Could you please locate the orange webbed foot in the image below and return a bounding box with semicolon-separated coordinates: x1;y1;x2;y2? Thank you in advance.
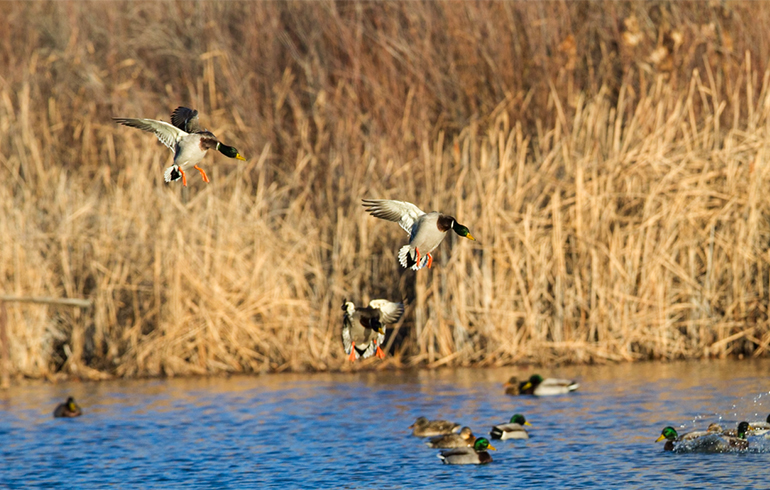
194;165;210;183
375;344;386;359
426;253;433;269
348;342;357;362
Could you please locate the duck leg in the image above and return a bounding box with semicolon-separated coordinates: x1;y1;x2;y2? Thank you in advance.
414;248;421;267
348;343;357;362
375;342;386;359
194;165;210;183
178;167;188;187
426;253;433;268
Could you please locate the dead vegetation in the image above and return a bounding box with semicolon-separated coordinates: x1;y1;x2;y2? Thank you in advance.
2;1;770;379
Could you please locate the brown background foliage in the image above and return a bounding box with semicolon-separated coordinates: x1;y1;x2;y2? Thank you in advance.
2;1;770;379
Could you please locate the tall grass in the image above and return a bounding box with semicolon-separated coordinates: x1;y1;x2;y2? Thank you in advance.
2;1;770;379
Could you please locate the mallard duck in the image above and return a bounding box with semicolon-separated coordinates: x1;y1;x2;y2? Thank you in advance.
410;416;461;437
722;422;751;451
656;422;749;453
518;374;579;396
53;396;82;418
490;414;531;440
341;299;404;362
503;376;522;395
438;437;495;465
425;426;476;448
361;199;475;270
113;106;245;186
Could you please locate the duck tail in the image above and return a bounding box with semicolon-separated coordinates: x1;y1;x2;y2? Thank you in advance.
164;165;182;183
398;245;428;270
490;427;503;439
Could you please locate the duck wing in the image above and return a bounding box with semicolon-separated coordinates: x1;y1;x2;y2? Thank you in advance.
367;300;405;325
362;199;426;235
113;117;186;152
171;107;202;133
341;315;354;355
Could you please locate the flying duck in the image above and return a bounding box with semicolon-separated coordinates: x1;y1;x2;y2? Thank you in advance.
362;199;475;270
113;106;245;186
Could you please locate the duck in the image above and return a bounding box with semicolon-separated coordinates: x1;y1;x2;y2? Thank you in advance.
113;106;245;186
53;396;82;418
438;437;495;465
410;417;461;437
361;199;475;270
503;376;522;395
656;422;749;453
425;426;476;448
490;413;531;440
341;299;404;362
721;422;751;451
518;374;579;396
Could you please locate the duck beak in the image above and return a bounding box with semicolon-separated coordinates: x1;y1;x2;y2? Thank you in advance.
655;434;666;443
465;233;476;241
236;154;246;161
524;421;532;426
521;382;532;391
487;444;497;451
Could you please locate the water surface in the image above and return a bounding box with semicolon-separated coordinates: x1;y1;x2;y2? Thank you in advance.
2;359;770;488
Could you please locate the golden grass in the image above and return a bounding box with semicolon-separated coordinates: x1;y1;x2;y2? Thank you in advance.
2;1;770;379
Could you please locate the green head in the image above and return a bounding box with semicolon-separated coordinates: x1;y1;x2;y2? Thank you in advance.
473;437;496;452
656;426;678;442
510;414;531;426
737;421;750;439
451;221;475;241
216;142;246;161
521;374;543;392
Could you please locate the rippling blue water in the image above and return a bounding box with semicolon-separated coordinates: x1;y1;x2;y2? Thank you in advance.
1;359;770;489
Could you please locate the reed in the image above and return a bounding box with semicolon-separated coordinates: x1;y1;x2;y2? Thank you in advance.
2;1;770;379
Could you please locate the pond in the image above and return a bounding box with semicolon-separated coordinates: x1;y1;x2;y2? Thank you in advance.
2;359;769;488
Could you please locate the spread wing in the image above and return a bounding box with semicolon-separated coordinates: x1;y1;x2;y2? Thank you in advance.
368;300;404;325
113;117;185;152
362;199;426;235
170;107;202;133
341;315;353;355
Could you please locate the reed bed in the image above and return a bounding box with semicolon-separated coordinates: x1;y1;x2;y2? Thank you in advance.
2;1;770;379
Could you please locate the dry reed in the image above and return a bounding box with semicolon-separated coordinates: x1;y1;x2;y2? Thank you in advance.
2;1;770;379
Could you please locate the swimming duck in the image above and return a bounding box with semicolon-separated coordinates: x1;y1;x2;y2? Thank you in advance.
425;426;476;448
656;422;749;453
53;396;82;418
410;417;461;437
722;422;751;451
438;437;495;465
341;299;404;362
490;414;531;440
503;376;522;395
361;199;475;270
113;106;245;186
518;374;579;396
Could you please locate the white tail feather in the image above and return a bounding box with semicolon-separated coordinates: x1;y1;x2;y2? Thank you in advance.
398;245;427;270
164;165;180;183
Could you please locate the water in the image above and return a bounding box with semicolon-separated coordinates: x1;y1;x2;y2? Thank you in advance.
1;359;770;489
